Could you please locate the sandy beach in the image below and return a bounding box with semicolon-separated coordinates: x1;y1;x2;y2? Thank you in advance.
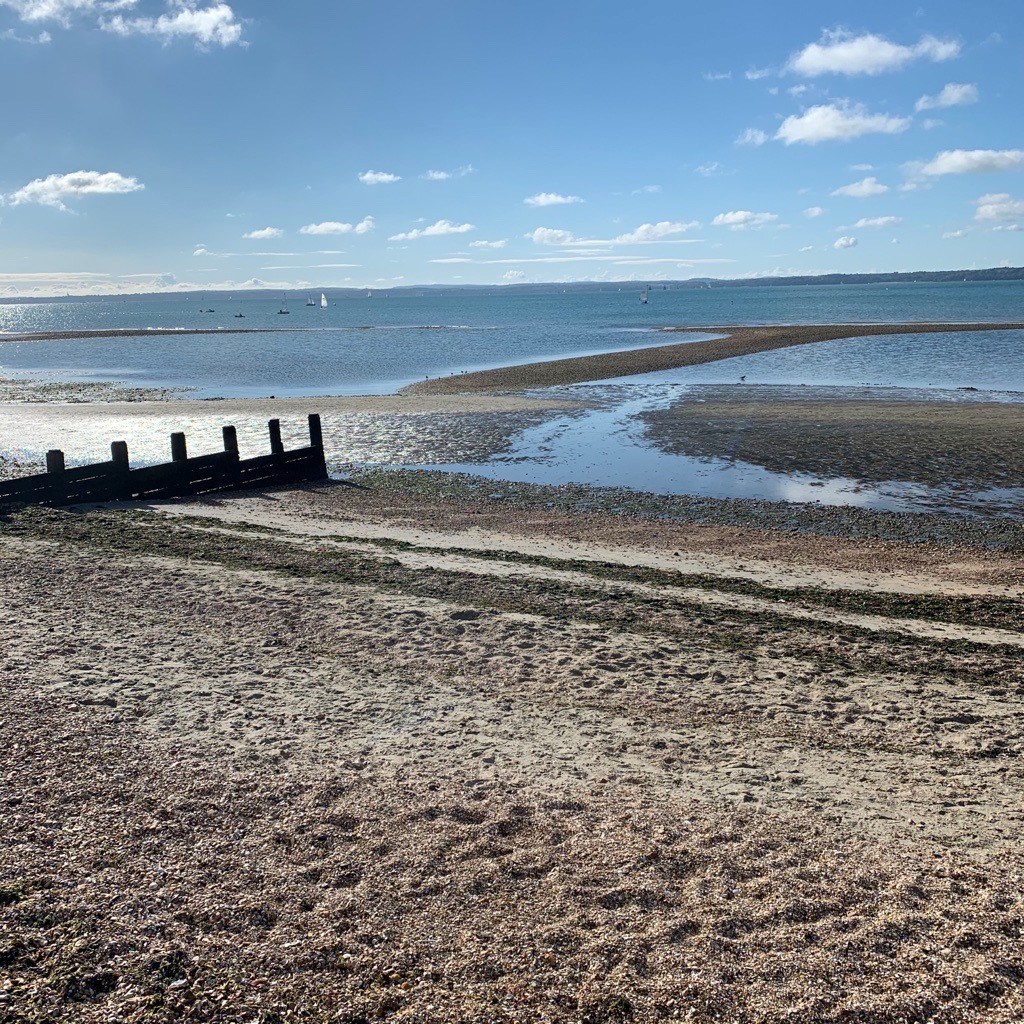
3;473;1024;1020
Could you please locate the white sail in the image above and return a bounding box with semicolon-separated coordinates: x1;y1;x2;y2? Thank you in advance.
321;292;328;308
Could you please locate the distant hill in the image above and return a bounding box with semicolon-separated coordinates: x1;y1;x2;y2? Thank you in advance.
4;266;1024;302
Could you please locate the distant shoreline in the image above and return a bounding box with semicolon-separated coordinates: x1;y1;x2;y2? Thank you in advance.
2;265;1024;302
0;327;327;343
403;321;1024;394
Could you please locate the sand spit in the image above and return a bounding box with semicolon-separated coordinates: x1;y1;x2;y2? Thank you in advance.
0;327;297;343
404;322;1024;394
3;476;1024;1019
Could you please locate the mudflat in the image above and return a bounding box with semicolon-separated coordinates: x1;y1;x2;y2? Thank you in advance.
640;386;1024;488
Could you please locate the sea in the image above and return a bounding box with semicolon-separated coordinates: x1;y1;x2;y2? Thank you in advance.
2;281;1023;513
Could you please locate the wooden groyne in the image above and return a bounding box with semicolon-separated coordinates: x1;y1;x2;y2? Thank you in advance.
0;414;328;508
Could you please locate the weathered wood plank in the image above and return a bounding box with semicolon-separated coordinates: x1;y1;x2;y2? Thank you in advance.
0;417;328;508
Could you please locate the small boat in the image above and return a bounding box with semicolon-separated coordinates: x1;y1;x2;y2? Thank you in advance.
366;289;373;298
640;285;649;304
278;293;290;315
306;294;315;307
320;292;328;309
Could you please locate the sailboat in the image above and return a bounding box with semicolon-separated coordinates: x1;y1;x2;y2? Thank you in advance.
320;292;328;309
639;285;650;304
306;294;315;307
278;292;290;315
235;299;244;318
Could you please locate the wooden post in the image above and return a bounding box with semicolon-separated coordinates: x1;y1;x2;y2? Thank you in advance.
170;432;188;463
45;449;67;505
222;423;241;489
110;441;131;500
307;413;323;449
307;414;328;480
268;418;284;455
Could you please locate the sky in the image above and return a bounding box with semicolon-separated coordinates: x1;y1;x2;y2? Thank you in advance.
0;0;1022;296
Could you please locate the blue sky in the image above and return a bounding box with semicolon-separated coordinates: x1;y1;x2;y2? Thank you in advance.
1;0;1022;295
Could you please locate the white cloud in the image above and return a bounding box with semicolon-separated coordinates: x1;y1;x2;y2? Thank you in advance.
0;0;135;26
359;170;401;185
745;66;772;80
470;239;507;249
942;229;968;238
915;82;978;112
798;244;815;251
632;184;662;194
503;269;526;281
525;222;701;247
523;192;583;207
854;215;901;227
921;118;944;130
735;127;768;146
6;169;143;210
433;255;734;267
973;193;1024;222
298;216;373;235
776;103;910;144
787;30;960;77
611;221;699;243
695;162;720;177
101;2;243;48
712;210;779;230
833;235;857;249
0;26;51;41
803;206;824;217
916;149;1024;176
993;223;1021;232
850;163;874;171
388;218;474;241
831;176;888;198
526;227;577;246
788;84;809;97
243;226;283;239
703;70;731;81
421;164;474;181
299;221;351;235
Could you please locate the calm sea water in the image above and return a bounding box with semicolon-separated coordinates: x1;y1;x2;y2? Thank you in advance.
1;281;1023;396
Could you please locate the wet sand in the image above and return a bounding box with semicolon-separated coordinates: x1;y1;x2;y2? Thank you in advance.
403;322;1024;394
0;393;586;482
641;386;1024;489
3;479;1024;1020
